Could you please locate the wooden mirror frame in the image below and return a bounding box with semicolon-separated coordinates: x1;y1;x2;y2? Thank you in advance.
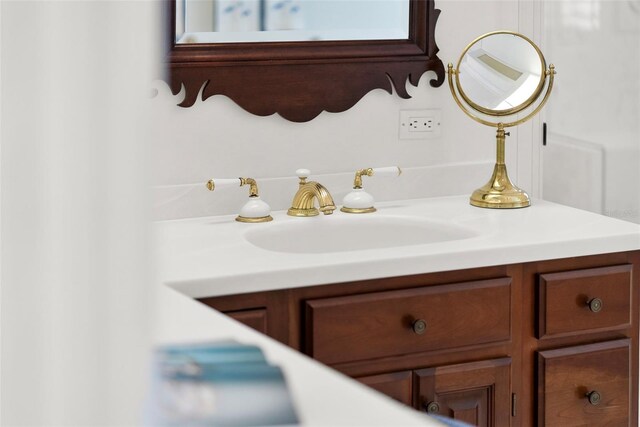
164;0;445;122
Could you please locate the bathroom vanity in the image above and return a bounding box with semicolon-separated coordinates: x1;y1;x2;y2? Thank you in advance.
157;196;640;426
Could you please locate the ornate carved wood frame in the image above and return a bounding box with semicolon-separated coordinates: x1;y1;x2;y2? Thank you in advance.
164;0;445;122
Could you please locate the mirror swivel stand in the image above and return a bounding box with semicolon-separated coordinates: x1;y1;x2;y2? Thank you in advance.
470;125;530;209
448;62;556;209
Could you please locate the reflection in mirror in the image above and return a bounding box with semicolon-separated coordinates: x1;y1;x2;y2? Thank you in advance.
176;0;410;43
457;33;544;113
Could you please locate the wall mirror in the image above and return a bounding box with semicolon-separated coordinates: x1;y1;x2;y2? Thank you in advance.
164;0;445;122
448;31;555;209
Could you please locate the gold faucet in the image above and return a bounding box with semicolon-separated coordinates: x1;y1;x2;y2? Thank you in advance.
287;169;336;217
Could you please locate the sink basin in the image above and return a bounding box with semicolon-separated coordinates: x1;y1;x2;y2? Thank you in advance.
244;215;478;254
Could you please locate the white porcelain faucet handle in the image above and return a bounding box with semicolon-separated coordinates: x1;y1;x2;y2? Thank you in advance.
206;178;241;191
372;166;402;177
296;168;311;179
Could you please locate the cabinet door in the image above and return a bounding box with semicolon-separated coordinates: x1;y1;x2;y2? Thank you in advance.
415;358;511;427
355;371;413;406
225;308;267;334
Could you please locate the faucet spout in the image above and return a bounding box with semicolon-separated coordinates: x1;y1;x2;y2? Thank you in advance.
288;181;336;217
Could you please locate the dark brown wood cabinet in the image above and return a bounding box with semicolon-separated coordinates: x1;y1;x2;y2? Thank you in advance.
415;358;512;426
199;250;640;426
305;278;512;364
355;370;414;406
537;265;632;340
224;308;268;334
537;340;630;426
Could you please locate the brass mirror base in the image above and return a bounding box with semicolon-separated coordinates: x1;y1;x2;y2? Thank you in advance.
470;164;530;209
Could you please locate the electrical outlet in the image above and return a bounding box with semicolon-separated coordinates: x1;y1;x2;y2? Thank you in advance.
409;117;434;132
399;109;441;140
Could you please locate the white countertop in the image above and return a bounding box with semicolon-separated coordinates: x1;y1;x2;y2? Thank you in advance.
154;196;639;425
156;195;640;299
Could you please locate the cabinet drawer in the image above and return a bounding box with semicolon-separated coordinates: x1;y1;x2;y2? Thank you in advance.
305;278;511;364
355;371;413;406
537;264;632;339
225;308;267;334
537;339;630;426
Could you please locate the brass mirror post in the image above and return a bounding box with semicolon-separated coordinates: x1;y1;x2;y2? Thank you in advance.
470;125;530;208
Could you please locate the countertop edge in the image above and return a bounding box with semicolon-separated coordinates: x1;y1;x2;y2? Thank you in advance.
154;285;443;426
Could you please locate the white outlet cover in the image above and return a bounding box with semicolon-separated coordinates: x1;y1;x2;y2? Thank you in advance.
399;109;442;140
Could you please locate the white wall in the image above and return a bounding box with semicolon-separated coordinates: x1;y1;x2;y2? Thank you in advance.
1;1;157;425
542;0;640;223
152;0;539;220
0;0;3;422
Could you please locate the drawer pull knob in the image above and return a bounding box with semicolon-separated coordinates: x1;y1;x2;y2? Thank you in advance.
412;319;427;335
586;390;602;405
587;298;603;313
424;401;440;413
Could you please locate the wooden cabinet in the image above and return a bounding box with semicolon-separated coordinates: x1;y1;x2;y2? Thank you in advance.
415;358;511;426
199;290;289;343
224;308;268;334
355;371;413;406
537;340;630;426
537;265;632;339
354;358;512;425
305;278;511;364
199;250;640;426
523;253;639;426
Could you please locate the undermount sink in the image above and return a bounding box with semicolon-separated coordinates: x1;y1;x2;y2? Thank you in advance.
243;215;478;254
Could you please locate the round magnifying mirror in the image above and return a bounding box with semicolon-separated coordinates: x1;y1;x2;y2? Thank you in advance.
456;31;546;116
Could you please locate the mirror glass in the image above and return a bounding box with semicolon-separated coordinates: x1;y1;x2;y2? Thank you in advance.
176;0;410;43
456;32;545;114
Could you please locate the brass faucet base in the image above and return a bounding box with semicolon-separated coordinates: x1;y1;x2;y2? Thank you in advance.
287;207;319;217
287;173;336;217
470;163;530;209
236;215;273;223
340;207;377;214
